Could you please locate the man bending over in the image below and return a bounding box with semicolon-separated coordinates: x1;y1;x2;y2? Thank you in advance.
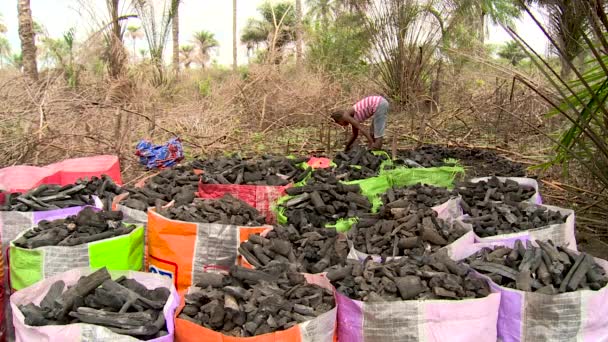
331;95;389;151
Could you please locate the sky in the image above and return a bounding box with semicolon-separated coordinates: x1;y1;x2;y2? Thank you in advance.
0;0;550;66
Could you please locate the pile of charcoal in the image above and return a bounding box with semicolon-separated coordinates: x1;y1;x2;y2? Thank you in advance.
1;183;98;211
75;175;126;210
156;194;266;225
281;183;371;230
19;267;170;340
395;145;526;177
464;240;608;294
454;177;536;204
382;184;454;209
461;201;568;237
178;263;335;337
333;146;389;180
328;255;490;301
121;165;199;212
195;155;309;186
349;209;468;258
239;225;348;273
13;208;136;248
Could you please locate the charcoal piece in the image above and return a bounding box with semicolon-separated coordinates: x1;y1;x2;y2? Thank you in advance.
395;276;425;300
20;303;51;326
40;281;65;311
195;273;225;288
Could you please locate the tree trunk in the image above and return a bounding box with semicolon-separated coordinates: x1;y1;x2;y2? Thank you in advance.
295;0;303;66
108;0;125;79
17;0;38;82
132;39;136;63
172;1;180;75
479;12;485;45
233;0;237;71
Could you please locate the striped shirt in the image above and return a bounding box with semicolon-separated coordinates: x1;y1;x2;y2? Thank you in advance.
353;96;383;122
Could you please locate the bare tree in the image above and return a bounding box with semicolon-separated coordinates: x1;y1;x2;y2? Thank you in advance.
172;0;180;75
233;0;238;71
17;0;38;81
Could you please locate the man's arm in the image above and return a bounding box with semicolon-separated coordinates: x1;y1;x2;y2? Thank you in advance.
343;114;374;145
345;126;359;151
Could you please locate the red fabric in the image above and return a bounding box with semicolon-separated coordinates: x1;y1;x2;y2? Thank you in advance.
197;182;290;224
0;155;121;193
307;157;332;169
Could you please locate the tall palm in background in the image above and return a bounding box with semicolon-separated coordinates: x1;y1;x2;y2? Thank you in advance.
0;37;10;68
172;0;181;74
233;0;237;70
0;13;9;68
450;0;522;45
0;13;7;34
193;30;219;68
179;44;194;69
17;0;38;81
295;0;303;65
526;0;588;78
241;1;296;63
306;0;338;29
126;25;143;62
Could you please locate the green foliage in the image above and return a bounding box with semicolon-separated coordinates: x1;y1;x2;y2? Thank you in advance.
197;77;212;97
497;40;527;66
511;1;608;189
306;12;369;76
41;28;80;88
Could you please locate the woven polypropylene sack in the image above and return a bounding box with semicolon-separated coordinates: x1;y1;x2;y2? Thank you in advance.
337;289;500;342
0;155;121;193
147;209;270;292
452;240;608;342
9;225;144;291
11;267;179;342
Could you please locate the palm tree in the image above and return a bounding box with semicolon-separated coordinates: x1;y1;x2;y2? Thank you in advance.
126;25;143;62
17;0;38;81
306;0;338;29
0;36;10;68
241;1;296;63
295;0;302;65
192;30;219;68
0;12;7;34
172;0;181;74
233;0;237;70
497;40;527;66
138;48;148;60
179;44;195;69
525;0;588;78
452;0;522;44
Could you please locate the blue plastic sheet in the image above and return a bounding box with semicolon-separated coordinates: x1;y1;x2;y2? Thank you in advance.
135;137;184;169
